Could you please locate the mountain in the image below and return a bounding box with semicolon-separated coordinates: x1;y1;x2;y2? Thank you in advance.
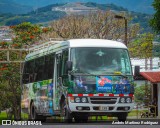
102;0;154;14
13;0;154;14
0;2;152;34
1;2;129;26
0;0;32;14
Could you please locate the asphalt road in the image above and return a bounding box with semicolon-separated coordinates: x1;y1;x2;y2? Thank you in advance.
1;119;159;128
1;124;160;128
1;114;158;128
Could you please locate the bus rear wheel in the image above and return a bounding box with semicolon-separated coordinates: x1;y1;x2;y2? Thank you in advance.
30;102;46;122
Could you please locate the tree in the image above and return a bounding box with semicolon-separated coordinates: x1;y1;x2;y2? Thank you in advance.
10;22;50;47
46;11;140;44
0;22;50;120
128;33;154;58
134;84;151;103
150;0;160;34
153;44;160;57
134;85;146;103
0;63;21;120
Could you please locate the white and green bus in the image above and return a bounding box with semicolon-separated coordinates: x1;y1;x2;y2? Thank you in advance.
21;39;134;122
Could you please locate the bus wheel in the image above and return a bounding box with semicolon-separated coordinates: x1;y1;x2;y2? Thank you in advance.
61;101;73;123
30;102;46;122
74;114;88;123
117;112;127;122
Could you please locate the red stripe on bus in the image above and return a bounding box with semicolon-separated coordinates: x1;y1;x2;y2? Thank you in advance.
88;94;94;97
99;94;104;96
68;94;72;97
78;94;83;97
109;94;114;97
129;94;133;97
119;94;124;97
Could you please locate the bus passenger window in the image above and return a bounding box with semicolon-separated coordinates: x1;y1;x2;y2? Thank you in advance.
45;54;54;79
35;57;45;81
62;50;68;75
56;54;62;78
28;60;35;82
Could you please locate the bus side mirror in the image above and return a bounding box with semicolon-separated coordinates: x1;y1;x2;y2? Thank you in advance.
66;61;72;71
134;65;140;76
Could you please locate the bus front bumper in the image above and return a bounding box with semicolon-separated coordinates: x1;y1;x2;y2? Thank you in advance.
68;101;134;113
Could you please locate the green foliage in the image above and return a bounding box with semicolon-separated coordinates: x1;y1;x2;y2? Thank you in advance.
134;85;146;103
131;12;153;33
0;81;11;111
0;112;8;124
153;44;160;57
150;0;160;34
5;11;66;26
0;22;50;120
10;22;50;46
0;63;21;120
128;33;154;58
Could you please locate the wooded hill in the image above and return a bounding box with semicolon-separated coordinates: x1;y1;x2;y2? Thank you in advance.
0;2;153;33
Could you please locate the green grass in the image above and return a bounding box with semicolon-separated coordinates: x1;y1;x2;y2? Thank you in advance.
0;112;8;125
0;112;28;125
128;110;140;116
128;109;149;117
21;113;28;120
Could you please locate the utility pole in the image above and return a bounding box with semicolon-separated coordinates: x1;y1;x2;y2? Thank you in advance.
114;15;128;46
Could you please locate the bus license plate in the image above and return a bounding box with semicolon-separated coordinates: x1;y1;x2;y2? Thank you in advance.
100;106;108;111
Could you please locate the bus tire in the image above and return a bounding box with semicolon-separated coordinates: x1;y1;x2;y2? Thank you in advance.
30;102;46;122
117;112;127;122
62;101;73;123
74;114;88;123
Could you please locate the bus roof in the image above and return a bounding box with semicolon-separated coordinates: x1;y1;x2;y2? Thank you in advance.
25;39;127;61
68;39;127;48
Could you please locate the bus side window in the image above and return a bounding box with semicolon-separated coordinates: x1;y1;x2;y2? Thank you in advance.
35;57;45;82
44;55;49;79
45;53;55;79
56;54;62;78
62;50;68;75
28;60;35;83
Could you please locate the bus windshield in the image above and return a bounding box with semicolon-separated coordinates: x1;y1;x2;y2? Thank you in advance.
71;48;132;75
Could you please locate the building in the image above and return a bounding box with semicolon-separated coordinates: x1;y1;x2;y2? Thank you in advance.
132;58;160;117
0;26;12;42
139;71;160;118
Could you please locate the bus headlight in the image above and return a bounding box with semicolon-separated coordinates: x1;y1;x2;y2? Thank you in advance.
75;97;80;103
120;98;125;103
81;97;87;103
126;97;131;103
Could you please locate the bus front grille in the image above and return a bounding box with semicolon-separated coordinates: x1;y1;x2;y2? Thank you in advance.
90;97;117;104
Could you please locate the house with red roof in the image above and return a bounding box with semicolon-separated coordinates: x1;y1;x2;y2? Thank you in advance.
135;70;160;118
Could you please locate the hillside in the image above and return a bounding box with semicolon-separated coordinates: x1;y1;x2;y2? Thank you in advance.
0;0;32;14
0;2;129;26
0;3;66;26
0;2;152;33
13;0;154;14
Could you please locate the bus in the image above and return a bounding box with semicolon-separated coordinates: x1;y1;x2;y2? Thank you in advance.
21;39;134;122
